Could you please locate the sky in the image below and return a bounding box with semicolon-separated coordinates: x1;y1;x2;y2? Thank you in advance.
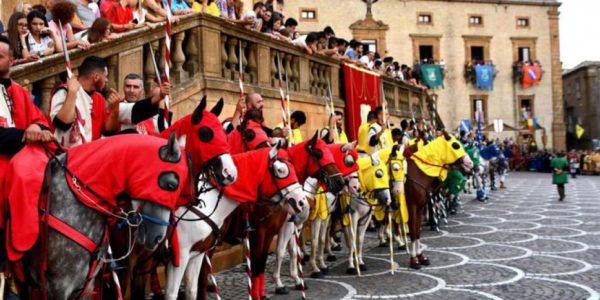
559;0;600;69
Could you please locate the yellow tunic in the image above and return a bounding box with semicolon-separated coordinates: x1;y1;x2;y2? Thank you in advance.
357;123;371;154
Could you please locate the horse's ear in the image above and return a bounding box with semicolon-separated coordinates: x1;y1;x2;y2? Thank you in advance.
342;141;357;153
177;134;187;148
191;96;207;125
210;98;224;117
443;130;451;141
309;130;319;147
160;132;182;163
391;144;400;158
269;144;279;160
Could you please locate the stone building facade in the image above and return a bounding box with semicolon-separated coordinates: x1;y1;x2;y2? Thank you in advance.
563;61;600;150
284;0;565;150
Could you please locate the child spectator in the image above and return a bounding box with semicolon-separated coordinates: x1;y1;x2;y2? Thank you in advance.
282;17;298;40
49;0;90;50
23;10;59;60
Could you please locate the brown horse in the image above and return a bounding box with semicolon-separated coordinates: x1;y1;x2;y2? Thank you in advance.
404;132;473;269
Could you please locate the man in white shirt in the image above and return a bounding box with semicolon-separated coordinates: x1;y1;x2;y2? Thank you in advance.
118;73;171;135
360;51;375;69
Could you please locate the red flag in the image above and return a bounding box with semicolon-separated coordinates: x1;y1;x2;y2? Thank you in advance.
343;64;381;141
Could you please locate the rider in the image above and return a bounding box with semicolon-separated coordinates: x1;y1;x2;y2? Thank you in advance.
0;36;54;156
49;56;122;147
117;73;172;135
275;110;306;145
228;92;289;139
321;110;349;144
551;151;569;201
357;110;376;157
366;106;393;154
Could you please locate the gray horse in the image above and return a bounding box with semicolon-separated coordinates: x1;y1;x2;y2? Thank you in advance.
21;133;187;299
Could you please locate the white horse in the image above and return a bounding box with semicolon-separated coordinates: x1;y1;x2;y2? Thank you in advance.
165;146;308;300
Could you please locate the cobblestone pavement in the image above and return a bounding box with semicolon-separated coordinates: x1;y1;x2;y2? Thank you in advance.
210;172;600;299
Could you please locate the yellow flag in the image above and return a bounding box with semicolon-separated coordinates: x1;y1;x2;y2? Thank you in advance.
576;124;585;139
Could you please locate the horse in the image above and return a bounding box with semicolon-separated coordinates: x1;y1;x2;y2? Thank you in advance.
404;132;474;269
110;96;238;299
165;144;308;300
273;142;360;291
2;134;190;299
340;146;398;275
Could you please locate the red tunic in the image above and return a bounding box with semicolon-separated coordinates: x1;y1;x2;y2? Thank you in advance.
100;0;134;33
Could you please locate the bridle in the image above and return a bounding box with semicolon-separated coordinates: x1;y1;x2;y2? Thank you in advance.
305;144;343;194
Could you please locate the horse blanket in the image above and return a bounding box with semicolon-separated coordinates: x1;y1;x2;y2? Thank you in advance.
411;136;466;181
227;120;270;155
4;135;191;261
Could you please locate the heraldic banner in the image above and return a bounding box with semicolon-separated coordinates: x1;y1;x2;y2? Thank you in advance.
420;64;444;89
475;65;494;90
343;64;381;141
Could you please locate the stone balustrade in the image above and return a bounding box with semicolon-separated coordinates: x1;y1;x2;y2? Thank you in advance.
11;13;429;136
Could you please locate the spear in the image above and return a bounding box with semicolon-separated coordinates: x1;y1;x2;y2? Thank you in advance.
283;58;293;145
147;44;170;130
58;20;88;144
238;40;245;124
160;0;173;124
275;52;292;146
326;79;339;143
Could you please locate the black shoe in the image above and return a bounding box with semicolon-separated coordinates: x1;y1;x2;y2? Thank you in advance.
327;255;337;262
275;286;289;295
331;244;342;251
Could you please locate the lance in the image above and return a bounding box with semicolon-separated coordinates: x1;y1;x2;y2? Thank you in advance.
326;79;339;143
293;224;306;300
58;20;88;144
283;57;293;145
275;52;292;146
146;44;171;130
160;0;173;125
107;245;124;300
204;253;222;300
243;212;253;300
238;40;245;124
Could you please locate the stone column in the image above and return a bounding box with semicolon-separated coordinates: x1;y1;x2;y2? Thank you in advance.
548;6;566;151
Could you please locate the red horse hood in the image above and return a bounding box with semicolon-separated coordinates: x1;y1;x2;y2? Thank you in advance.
228;120;271;155
328;144;359;177
66;135;191;211
223;148;298;203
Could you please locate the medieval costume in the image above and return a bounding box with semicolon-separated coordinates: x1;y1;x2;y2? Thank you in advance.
118;100;172;136
366;122;393;154
551;153;568;201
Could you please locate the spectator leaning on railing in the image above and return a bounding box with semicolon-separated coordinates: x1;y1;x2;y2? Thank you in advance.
48;0;90;50
6;12;32;64
85;18;120;43
23;10;58;60
100;0;146;33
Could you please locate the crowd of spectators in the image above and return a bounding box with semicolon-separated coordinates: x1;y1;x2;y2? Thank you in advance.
1;0;430;90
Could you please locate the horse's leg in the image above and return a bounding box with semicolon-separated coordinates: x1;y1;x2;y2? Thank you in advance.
165;249;190;300
287;235;302;288
343;212;357;274
357;212;371;268
274;221;293;294
317;217;330;271
183;252;204;300
309;219;322;277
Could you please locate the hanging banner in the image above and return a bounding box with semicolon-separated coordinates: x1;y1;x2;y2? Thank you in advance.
475;65;494;91
576;124;585;139
420;64;444;89
522;65;541;89
493;119;504;133
343;64;381;141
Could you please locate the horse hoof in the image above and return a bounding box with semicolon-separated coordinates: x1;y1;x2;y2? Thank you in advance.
275;286;289;295
378;241;389;248
151;294;165;300
321;267;330;275
409;257;421;270
327;255;337;262
310;271;323;278
302;255;311;264
346;268;358;275
206;284;216;293
367;226;376;232
296;283;308;290
417;254;431;266
359;264;368;271
332;244;342;251
398;245;407;251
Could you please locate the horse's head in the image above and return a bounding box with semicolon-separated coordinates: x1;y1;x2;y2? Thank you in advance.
264;145;308;215
296;132;345;194
357;150;392;206
163;97;237;186
131;201;171;251
327;142;360;195
441;131;474;172
389;144;405;198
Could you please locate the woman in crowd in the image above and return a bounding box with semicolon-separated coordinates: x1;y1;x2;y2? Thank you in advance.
86;18;120;43
23;10;58;60
14;0;33;15
48;0;90;51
